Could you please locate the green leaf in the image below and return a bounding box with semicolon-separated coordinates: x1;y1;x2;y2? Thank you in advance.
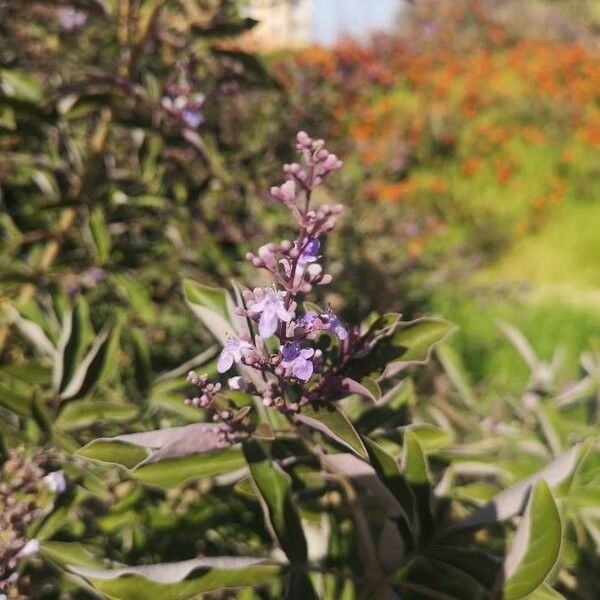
243;440;308;565
40;541;105;569
60;323;120;401
402;424;454;453
295;404;368;459
31;389;52;439
364;438;415;529
452;444;585;532
77;424;245;487
398;556;489;600
69;557;281;600
524;584;565;599
56;401;139;431
0;382;32;417
8;306;55;357
183;279;235;345
133;449;244;488
501;480;562;600
77;440;149;469
403;431;429;485
88;208;111;264
349;317;456;380
436;344;476;407
0;69;43;103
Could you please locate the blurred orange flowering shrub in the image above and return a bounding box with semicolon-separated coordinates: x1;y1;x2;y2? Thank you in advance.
273;0;600;293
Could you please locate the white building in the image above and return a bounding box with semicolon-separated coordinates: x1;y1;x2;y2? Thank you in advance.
243;0;312;50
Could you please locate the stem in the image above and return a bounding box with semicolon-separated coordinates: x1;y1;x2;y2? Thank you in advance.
296;428;387;599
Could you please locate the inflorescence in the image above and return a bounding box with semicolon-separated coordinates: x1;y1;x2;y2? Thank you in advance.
186;132;349;439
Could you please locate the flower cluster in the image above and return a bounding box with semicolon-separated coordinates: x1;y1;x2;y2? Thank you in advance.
161;59;205;130
0;447;67;598
187;132;352;434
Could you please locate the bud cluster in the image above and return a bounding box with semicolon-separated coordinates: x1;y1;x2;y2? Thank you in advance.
185;371;252;442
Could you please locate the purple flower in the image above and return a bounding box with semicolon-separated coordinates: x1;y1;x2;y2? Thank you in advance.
57;7;87;31
299;311;318;327
280;342;314;381
322;309;347;340
298;238;320;267
217;338;252;373
248;289;291;338
182;108;204;129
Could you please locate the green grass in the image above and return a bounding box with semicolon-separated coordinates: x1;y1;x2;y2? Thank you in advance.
481;201;600;291
431;287;600;393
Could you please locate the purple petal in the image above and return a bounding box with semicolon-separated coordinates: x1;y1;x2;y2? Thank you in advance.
335;325;348;340
217;350;234;373
300;348;315;359
259;310;278;338
293;359;313;381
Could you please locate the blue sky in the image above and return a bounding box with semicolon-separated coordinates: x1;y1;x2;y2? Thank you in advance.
311;0;403;45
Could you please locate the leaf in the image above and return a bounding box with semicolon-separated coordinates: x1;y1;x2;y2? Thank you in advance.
69;557;281;600
183;279;235;345
56;401;139;431
59;324;120;401
132;449;245;488
524;584;566;599
40;541;105;569
349;318;456;380
500;480;561;600
77;424;245;487
451;444;584;532
398;556;489;600
243;440;308;565
8;307;55;357
402;424;454;453
0;69;43;103
356;379;415;433
77;440;149;469
31;389;52;440
0;382;32;417
403;431;429;485
364;438;415;529
88;207;111;264
112;274;155;321
323;453;408;521
436;344;476;407
295;404;368;459
499;322;539;370
329;376;377;402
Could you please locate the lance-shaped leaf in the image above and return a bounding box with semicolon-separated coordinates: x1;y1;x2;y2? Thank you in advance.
55;401;139;431
450;444;584;532
77;424;245;487
53;299;93;394
8;306;55;358
498;480;561;600
40;541;105;569
183;279;235;345
364;438;415;533
348;317;456;380
401;424;454;454
295;404;368;460
436;344;476;407
59;323;120;401
69;556;281;600
243;440;308;565
402;430;435;541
